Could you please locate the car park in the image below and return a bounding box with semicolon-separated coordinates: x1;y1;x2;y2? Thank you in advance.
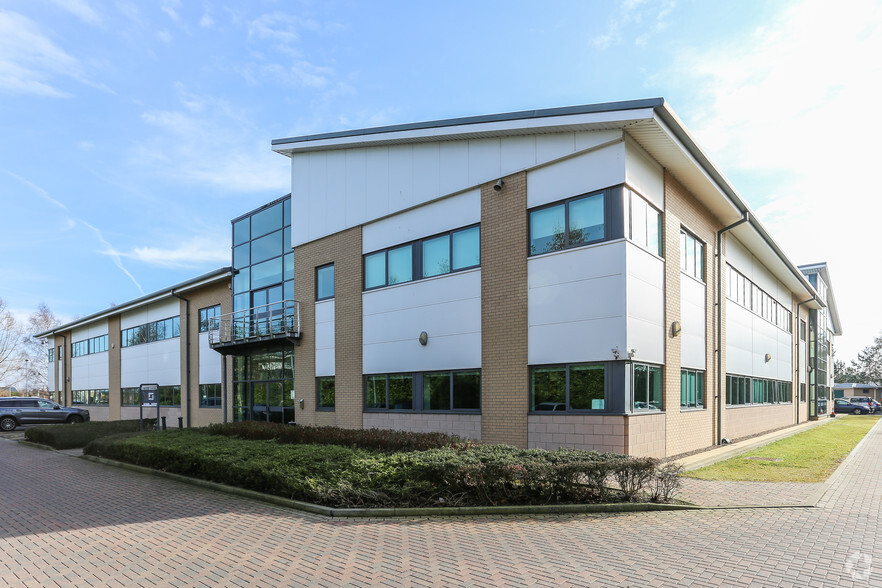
844;396;875;413
833;398;870;415
0;397;90;431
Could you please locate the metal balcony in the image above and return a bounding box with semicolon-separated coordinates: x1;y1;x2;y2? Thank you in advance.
208;300;301;355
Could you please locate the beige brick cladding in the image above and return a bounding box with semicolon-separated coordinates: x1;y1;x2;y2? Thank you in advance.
726;403;794;440
626;413;667;457
294;226;363;430
364;413;481;440
184;280;231;428
107;315;121;421
480;172;529;447
663;171;722;456
529;415;626;454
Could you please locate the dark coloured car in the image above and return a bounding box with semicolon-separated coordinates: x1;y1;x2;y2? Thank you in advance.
0;397;90;431
833;398;869;415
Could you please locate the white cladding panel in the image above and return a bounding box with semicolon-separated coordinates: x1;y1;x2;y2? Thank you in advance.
625;244;665;364
120;338;181;387
48;362;55;392
726;301;793;379
362;190;480;253
624;139;664;210
526;142;625;209
528;242;627;364
71;322;108;341
727;238;790;306
680;275;707;369
120;299;180;330
70;353;109;390
291;130;623;246
363;270;481;373
315;300;335;377
198;333;222;384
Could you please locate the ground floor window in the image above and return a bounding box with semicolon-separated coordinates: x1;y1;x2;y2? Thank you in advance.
800;383;806;403
530;363;605;412
365;370;481;412
199;383;222;407
680;369;704;409
121;387;139;406
317;376;335;410
232;349;295;423
633;364;662;411
727;374;792;405
72;389;109;405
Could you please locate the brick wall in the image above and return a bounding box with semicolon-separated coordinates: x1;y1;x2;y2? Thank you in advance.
184;280;231;428
480;172;529;447
294;226;363;430
364;413;481;439
107;315;121;420
529;414;627;454
626;413;667;457
663;171;722;456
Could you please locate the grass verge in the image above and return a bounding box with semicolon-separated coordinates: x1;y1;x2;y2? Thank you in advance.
684;415;880;482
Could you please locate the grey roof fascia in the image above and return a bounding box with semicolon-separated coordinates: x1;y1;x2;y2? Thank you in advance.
36;266;233;339
271;98;666;147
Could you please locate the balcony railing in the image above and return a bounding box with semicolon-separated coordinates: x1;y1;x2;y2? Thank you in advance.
208;300;301;348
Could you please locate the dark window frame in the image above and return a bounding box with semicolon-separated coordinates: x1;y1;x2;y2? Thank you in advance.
364;370;482;413
316;264;335;301
529;363;607;413
316;376;336;411
199;305;221;333
680;369;705;410
528;190;608;256
633;363;663;412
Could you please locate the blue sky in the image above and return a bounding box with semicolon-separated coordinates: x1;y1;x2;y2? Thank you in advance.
1;0;880;361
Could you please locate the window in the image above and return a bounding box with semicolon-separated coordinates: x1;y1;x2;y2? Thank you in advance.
725;265;793;333
158;385;181;406
800;383;806;403
317;377;335;410
71;335;108;358
365;371;481;411
530;364;605;412
58;345;63;360
529;191;605;255
121;387;140;406
72;389;109;405
726;374;792;405
121;316;181;347
199;305;221;332
199;384;222;407
628;190;662;256
800;320;807;341
680;230;704;281
634;364;662;411
363;224;480;290
48;348;54;363
316;264;335;300
680;370;704;409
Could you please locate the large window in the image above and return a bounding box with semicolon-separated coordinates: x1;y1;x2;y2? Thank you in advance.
531;364;605;412
121;316;181;347
529;191;605;255
680;229;705;281
680;369;704;409
726;374;792;405
726;265;793;333
317;376;335;410
364;225;480;290
72;389;109;405
121;387;140;406
200;384;221;407
627;189;662;256
633;364;662;411
365;370;481;411
71;334;108;358
316;264;335;300
199;305;221;332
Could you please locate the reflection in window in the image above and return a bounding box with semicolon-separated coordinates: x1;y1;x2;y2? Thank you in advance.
388;245;412;284
680;370;704;409
634;364;662;411
317;377;335;410
531;364;605;412
316;264;334;300
529;192;605;255
422;234;450;278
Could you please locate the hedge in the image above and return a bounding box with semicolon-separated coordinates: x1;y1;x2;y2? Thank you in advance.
23;419;156;450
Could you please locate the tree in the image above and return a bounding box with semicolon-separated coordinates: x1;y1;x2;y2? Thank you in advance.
23;302;61;395
840;333;882;384
0;298;24;390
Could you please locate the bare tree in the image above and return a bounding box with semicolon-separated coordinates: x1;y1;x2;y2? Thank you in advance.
24;302;61;396
0;298;24;390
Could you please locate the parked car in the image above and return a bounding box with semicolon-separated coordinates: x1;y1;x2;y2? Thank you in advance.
833;398;870;415
869;399;882;413
0;397;90;431
845;396;875;414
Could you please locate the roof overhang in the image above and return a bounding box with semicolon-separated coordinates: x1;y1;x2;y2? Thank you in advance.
37;267;233;339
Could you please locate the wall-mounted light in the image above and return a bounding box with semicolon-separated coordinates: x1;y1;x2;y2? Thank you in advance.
419;331;428;346
611;346;620;360
671;321;681;337
628;348;637;359
765;353;772;363
493;179;505;192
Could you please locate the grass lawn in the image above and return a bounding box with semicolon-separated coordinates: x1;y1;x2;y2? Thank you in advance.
684;415;880;483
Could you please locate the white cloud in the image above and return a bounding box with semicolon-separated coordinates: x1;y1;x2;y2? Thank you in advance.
593;0;673;49
199;14;214;28
125;235;230;268
48;0;102;25
0;10;80;97
664;0;882;360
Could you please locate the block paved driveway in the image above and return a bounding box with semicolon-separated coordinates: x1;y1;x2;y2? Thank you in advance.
1;422;880;588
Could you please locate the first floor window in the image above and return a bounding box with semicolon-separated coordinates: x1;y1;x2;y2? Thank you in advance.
316;264;335;300
634;364;662;411
317;376;335;410
531;363;605;412
200;384;222;407
529;191;605;255
199;305;221;332
680;369;704;409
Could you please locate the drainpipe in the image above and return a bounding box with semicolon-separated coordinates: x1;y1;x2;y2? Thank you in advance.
171;291;191;428
716;212;750;445
60;333;67;405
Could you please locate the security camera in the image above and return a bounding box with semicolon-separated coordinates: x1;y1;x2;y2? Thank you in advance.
493;179;504;192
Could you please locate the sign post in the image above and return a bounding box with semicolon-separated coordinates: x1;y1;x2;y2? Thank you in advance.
139;383;160;431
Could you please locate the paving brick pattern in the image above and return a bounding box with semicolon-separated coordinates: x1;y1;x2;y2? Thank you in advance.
1;421;881;587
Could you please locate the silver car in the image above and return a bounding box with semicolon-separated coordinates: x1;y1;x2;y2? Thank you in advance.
0;397;90;431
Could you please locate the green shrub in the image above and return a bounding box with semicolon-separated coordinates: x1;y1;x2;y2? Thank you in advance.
84;431;682;508
23;419;156;450
207;421;476;452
